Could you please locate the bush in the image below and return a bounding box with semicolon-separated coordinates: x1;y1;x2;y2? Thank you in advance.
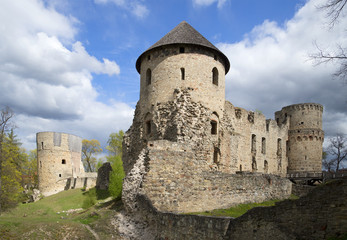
108;155;125;199
82;188;97;209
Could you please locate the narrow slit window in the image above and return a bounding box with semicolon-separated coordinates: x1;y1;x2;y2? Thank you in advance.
213;148;219;164
212;67;218;86
62;159;66;164
261;137;266;154
251;134;256;153
146;69;151;85
181;68;185;80
41;142;44;149
211;120;217;135
59;174;61;177
146;121;151;135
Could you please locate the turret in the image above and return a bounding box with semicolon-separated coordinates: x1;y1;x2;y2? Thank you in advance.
37;132;84;196
135;21;230;119
275;103;324;173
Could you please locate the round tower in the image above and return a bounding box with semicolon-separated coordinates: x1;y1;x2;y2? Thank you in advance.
276;103;324;173
135;21;230;119
37;132;84;196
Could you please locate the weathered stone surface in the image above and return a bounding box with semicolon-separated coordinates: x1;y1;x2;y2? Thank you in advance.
96;162;113;190
37;132;97;196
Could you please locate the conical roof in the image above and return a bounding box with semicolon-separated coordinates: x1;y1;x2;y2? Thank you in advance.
136;21;230;73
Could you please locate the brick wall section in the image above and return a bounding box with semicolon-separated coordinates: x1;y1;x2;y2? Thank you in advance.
134;179;347;240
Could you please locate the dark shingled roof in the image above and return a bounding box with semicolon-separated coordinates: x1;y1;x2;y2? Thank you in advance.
136;21;230;73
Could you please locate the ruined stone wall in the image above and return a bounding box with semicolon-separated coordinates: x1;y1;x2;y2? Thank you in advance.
275;103;324;173
138;45;226;118
130;179;347;240
224;102;289;176
37;132;96;196
140;140;292;213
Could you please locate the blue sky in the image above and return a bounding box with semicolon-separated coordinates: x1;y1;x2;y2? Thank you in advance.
0;0;346;153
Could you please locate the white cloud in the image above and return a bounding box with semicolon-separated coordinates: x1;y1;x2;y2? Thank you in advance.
218;0;347;139
192;0;227;8
94;0;149;18
0;0;131;150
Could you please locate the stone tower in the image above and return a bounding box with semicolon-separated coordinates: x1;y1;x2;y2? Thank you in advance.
135;21;230;119
37;132;85;196
275;103;324;173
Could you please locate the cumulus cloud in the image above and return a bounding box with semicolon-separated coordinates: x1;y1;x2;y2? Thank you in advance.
0;0;131;150
94;0;149;18
192;0;227;8
218;0;347;139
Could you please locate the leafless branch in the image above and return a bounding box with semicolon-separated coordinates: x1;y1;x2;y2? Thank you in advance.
318;0;347;27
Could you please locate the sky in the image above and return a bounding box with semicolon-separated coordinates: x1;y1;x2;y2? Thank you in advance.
0;0;346;153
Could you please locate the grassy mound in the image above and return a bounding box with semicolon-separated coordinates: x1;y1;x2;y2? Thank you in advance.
0;188;123;239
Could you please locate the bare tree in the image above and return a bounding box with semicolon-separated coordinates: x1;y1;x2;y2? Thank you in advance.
311;0;347;82
0;106;14;214
327;133;347;172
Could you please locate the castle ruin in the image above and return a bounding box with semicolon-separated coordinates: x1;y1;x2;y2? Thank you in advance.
37;132;97;196
122;21;324;214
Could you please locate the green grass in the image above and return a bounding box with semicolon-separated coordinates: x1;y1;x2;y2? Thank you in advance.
188;195;299;218
0;188;122;239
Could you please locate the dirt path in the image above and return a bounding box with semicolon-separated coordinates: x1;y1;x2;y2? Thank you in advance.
85;225;100;240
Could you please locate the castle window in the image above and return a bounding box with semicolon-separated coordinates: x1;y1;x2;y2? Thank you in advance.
214;54;217;60
305;155;307;160
211;120;217;135
146;120;151;135
181;68;185;80
251;134;256;153
41;142;44;150
59;174;61;177
301;122;304;125
252;157;257;172
297;136;302;141
261;137;266;154
277;138;282;156
264;160;268;173
309;136;313;141
212;67;218;86
266;121;269;131
146;69;151;85
276;118;279;124
179;47;185;53
213;148;220;164
62;159;66;164
239;164;242;172
147;55;151;60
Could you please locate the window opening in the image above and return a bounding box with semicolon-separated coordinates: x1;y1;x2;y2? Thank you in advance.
239;164;243;172
214;54;217;60
59;174;61;177
146;121;151;135
62;159;66;164
266;121;270;131
277;138;282;156
41;142;44;149
251;134;256;153
264;160;268;173
181;68;185;80
212;67;218;86
211;120;217;135
146;69;151;85
252;157;257;172
261;137;266;154
213;148;220;164
179;47;185;53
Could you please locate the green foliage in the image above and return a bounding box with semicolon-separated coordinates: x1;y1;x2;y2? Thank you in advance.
108;155;125;199
106;130;124;156
82;139;102;172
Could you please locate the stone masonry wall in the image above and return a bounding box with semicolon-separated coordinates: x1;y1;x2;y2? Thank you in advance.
130;179;347;240
141;140;292;213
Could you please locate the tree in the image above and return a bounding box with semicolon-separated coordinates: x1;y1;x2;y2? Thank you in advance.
0;106;14;214
106;130;124;157
107;130;125;199
21;149;38;188
327;133;347;172
82;139;102;172
311;0;347;81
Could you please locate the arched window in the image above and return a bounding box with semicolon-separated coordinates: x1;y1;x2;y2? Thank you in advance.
146;69;151;85
181;68;185;80
212;67;218;86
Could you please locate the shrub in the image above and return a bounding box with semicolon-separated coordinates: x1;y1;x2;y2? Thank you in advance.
108;155;125;199
82;188;97;209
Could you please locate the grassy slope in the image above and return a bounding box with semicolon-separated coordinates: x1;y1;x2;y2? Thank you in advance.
0;188;123;240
